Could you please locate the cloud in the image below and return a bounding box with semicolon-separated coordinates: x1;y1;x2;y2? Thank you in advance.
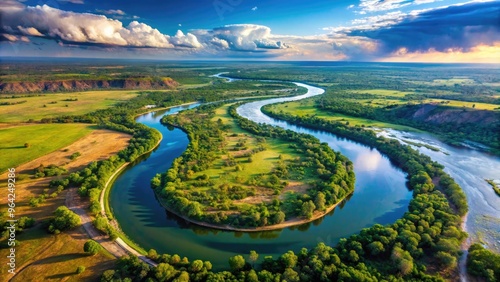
192;24;289;52
96;9;126;16
348;1;500;53
17;26;43;36
1;33;29;42
58;0;84;4
347;4;355;9
0;5;289;57
251;6;258;11
359;0;412;12
358;0;442;12
0;4;201;48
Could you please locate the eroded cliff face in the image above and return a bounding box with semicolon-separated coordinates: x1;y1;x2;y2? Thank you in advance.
395;104;499;126
0;77;178;93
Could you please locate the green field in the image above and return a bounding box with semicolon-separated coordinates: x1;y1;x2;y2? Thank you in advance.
270;99;420;131
0;90;139;122
348;89;413;97
427;99;499;110
199;104;313;193
343;89;499;110
0;124;95;172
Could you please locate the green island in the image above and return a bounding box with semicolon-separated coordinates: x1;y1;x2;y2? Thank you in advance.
485;179;500;196
155;102;355;230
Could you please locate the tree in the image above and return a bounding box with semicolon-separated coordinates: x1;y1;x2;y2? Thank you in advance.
273;211;286;224
282;268;300;282
155;263;178;281
367;241;385;256
173;271;190;282
247;269;259;282
191;260;204;272
83;239;102;255
24;143;30;148
314;192;326;211
148;249;158;260
48;206;81;233
249;250;259;267
436;251;457;269
228;255;246;271
280;250;298;268
301;200;316;219
76;266;85;274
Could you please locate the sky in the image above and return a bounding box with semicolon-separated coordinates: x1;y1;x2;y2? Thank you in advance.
0;0;499;62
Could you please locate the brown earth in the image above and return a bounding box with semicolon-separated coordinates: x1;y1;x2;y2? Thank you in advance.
0;129;131;281
403;104;499;125
0;77;178;94
4;129;131;178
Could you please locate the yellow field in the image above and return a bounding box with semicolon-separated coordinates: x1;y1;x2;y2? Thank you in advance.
0;90;139;122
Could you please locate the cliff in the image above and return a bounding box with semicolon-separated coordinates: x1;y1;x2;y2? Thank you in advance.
0;77;178;93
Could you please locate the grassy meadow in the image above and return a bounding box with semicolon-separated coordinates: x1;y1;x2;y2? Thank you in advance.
202;105;314;197
0;124;95;172
0;90;139;122
270;99;419;131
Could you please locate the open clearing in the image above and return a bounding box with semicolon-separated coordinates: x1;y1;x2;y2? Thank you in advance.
0;124;96;173
0;129;130;281
348;89;413;97
201;104;314;205
0;90;139;122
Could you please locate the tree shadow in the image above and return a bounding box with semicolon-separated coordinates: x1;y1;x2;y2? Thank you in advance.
0;145;25;149
33;253;87;265
45;272;77;279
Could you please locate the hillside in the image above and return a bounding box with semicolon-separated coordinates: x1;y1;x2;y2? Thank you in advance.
0;77;178;93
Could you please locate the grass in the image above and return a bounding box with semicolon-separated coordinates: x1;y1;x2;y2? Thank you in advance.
0;225;115;282
0;90;139;122
201;104;313;190
348;89;413;97
270;99;420;131
0;170;114;281
0;124;95;172
425;99;499;110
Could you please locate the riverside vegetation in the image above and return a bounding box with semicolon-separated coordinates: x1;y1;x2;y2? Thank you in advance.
2;62;497;281
155;102;355;229
101;97;472;281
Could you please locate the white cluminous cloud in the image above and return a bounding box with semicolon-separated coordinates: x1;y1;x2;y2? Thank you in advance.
0;4;288;53
357;0;442;12
191;24;289;51
251;6;258;11
0;4;202;48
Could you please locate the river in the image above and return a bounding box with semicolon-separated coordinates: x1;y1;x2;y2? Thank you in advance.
109;77;498;271
109;81;411;269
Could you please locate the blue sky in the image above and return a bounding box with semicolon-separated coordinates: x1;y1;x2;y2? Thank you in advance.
0;0;499;62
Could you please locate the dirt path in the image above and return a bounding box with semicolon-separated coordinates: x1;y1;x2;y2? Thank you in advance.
66;187;157;266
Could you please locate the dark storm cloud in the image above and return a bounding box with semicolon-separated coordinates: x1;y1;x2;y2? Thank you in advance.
348;1;500;53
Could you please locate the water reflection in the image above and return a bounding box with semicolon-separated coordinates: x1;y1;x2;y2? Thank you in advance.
110;84;412;270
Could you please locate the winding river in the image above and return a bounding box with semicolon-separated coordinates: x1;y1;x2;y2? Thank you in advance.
109;76;499;271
